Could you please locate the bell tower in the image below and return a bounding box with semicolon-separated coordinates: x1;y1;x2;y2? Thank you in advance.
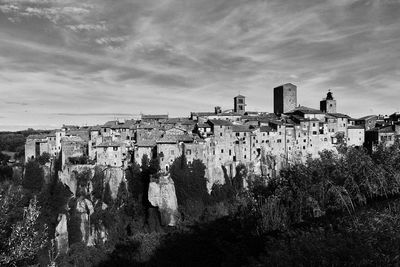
320;90;337;113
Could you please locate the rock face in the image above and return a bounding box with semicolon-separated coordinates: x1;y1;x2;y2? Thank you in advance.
55;214;69;254
103;167;125;199
59;165;94;195
59;165;125;200
148;174;179;226
75;197;94;246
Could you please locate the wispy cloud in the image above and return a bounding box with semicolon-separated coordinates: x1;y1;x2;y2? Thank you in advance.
1;0;400;129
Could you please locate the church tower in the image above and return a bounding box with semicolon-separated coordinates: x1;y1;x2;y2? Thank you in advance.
320;90;337;113
234;95;246;114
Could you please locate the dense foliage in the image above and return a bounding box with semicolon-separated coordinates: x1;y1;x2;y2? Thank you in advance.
3;134;400;266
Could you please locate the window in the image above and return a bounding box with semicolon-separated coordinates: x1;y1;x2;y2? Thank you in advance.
313;123;316;127
236;133;240;137
229;150;232;156
221;149;224;153
186;149;192;155
238;99;244;104
312;131;317;135
244;133;247;136
113;147;118;151
220;133;223;137
277;139;282;143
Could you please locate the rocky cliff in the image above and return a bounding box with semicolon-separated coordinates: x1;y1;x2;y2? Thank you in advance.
55;214;69;254
148;174;179;226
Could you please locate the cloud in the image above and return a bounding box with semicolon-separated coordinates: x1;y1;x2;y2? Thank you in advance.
1;0;400;129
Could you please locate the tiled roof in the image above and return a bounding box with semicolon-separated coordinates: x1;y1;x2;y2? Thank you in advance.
61;136;84;142
157;134;194;144
369;125;396;133
90;125;102;131
328;113;351;118
102;120;118;128
358;115;377;121
136;140;157;147
26;134;48;140
208;119;233;126
286;106;323;115
260;126;276;132
197;123;211;128
348;126;364;130
96;141;124;147
191;112;216;117
232;125;252;132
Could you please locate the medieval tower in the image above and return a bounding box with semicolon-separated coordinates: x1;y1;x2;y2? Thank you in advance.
234;95;246;114
273;83;297;115
320;91;337;113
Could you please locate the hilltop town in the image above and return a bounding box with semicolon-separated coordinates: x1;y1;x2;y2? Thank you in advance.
24;83;400;187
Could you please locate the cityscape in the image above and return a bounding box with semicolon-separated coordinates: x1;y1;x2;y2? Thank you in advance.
1;0;400;266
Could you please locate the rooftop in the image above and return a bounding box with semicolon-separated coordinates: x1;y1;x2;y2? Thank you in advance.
208;119;234;126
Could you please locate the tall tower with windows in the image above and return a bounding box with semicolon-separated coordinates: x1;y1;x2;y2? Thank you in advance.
273;83;297;115
234;95;246;114
320;90;337;113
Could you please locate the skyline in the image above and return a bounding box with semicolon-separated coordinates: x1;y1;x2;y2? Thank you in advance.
1;0;400;130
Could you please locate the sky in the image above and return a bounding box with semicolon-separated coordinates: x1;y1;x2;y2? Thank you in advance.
0;0;400;130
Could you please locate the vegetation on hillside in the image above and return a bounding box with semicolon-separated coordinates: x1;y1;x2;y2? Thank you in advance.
2;136;400;266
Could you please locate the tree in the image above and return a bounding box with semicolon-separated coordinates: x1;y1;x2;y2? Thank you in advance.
0;197;48;266
103;183;113;206
92;167;105;201
170;156;208;219
37;152;51;165
75;169;91;197
23;160;44;193
116;181;129;208
126;162;142;200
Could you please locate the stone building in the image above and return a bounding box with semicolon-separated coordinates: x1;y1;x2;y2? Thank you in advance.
234;95;246;114
274;83;297;115
95;141;127;167
347;126;365;147
25;134;49;162
320;91;337;113
61;136;87;168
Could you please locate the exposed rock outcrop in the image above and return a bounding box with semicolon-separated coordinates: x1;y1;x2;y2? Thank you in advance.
59;165;94;195
148;174;179;226
75;197;94;246
55;214;69;254
103;167;125;199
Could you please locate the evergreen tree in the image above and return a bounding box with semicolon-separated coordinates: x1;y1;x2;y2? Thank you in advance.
103;183;113;206
126;163;142;200
23;160;44;193
116;180;129;208
92;167;105;201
